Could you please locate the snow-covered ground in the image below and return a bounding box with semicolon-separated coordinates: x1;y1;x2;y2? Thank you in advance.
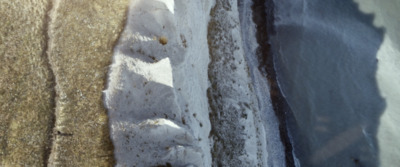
104;0;214;166
207;0;269;166
103;0;287;166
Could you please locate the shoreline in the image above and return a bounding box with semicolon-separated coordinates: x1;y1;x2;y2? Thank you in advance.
251;0;296;166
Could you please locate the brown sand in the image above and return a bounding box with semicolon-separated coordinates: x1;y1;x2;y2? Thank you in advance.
0;0;129;166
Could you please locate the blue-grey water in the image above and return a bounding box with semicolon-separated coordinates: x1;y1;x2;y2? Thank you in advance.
271;0;400;166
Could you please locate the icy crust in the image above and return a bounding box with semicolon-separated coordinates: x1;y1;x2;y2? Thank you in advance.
207;0;268;166
104;0;213;166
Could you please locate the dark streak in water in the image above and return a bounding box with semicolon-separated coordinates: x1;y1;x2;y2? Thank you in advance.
251;0;295;166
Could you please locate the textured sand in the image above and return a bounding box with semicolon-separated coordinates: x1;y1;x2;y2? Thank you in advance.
0;0;54;166
0;0;129;166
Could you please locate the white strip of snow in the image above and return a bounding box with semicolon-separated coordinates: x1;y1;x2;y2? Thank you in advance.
104;0;277;166
104;0;214;166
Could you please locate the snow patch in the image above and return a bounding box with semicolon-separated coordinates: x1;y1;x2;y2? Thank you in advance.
104;0;214;166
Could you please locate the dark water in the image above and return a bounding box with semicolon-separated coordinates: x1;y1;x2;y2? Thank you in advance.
271;0;386;166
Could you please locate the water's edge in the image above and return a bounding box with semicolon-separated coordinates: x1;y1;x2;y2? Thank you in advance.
250;0;296;166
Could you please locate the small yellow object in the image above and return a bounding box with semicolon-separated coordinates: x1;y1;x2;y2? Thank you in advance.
159;36;168;45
